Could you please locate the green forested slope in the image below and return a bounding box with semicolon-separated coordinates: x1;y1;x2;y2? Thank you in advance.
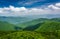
17;18;48;28
34;21;60;39
0;31;45;39
36;21;60;32
0;21;16;31
0;18;60;39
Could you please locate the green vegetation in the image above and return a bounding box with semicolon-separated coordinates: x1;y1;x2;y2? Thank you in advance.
0;31;45;39
36;21;60;32
17;18;48;28
50;18;60;22
0;21;16;31
0;18;60;39
35;21;60;39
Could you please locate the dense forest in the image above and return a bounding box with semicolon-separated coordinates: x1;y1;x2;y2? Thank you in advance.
0;18;60;39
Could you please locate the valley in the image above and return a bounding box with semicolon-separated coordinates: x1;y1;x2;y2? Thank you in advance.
0;17;60;39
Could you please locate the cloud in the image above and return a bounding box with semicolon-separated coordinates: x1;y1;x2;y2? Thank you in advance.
48;5;60;9
48;3;60;9
18;0;46;6
55;3;60;7
0;3;60;16
24;0;45;5
0;5;28;16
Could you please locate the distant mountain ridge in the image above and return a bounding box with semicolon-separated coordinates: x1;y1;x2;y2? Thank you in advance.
0;16;60;31
0;14;60;24
0;16;34;24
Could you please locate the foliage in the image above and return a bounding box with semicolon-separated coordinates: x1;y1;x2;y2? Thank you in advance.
36;21;60;32
0;18;60;39
0;31;45;39
0;21;16;31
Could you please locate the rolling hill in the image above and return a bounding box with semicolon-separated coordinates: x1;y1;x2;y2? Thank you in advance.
17;18;60;29
36;21;60;32
0;16;34;24
0;18;60;39
23;23;43;31
0;21;22;31
0;31;45;39
50;18;60;22
17;18;48;28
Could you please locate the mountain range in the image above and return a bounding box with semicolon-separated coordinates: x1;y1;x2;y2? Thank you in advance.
0;15;60;39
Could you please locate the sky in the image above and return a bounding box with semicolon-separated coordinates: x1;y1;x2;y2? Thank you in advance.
0;0;60;16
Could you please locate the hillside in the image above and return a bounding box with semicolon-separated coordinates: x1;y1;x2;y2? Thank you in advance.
18;18;60;30
50;18;60;22
0;18;60;39
0;16;33;24
0;18;59;31
36;21;60;32
23;23;44;31
0;31;45;39
0;21;21;31
17;18;48;28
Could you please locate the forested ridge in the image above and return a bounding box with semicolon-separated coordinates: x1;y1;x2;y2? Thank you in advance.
0;18;60;39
